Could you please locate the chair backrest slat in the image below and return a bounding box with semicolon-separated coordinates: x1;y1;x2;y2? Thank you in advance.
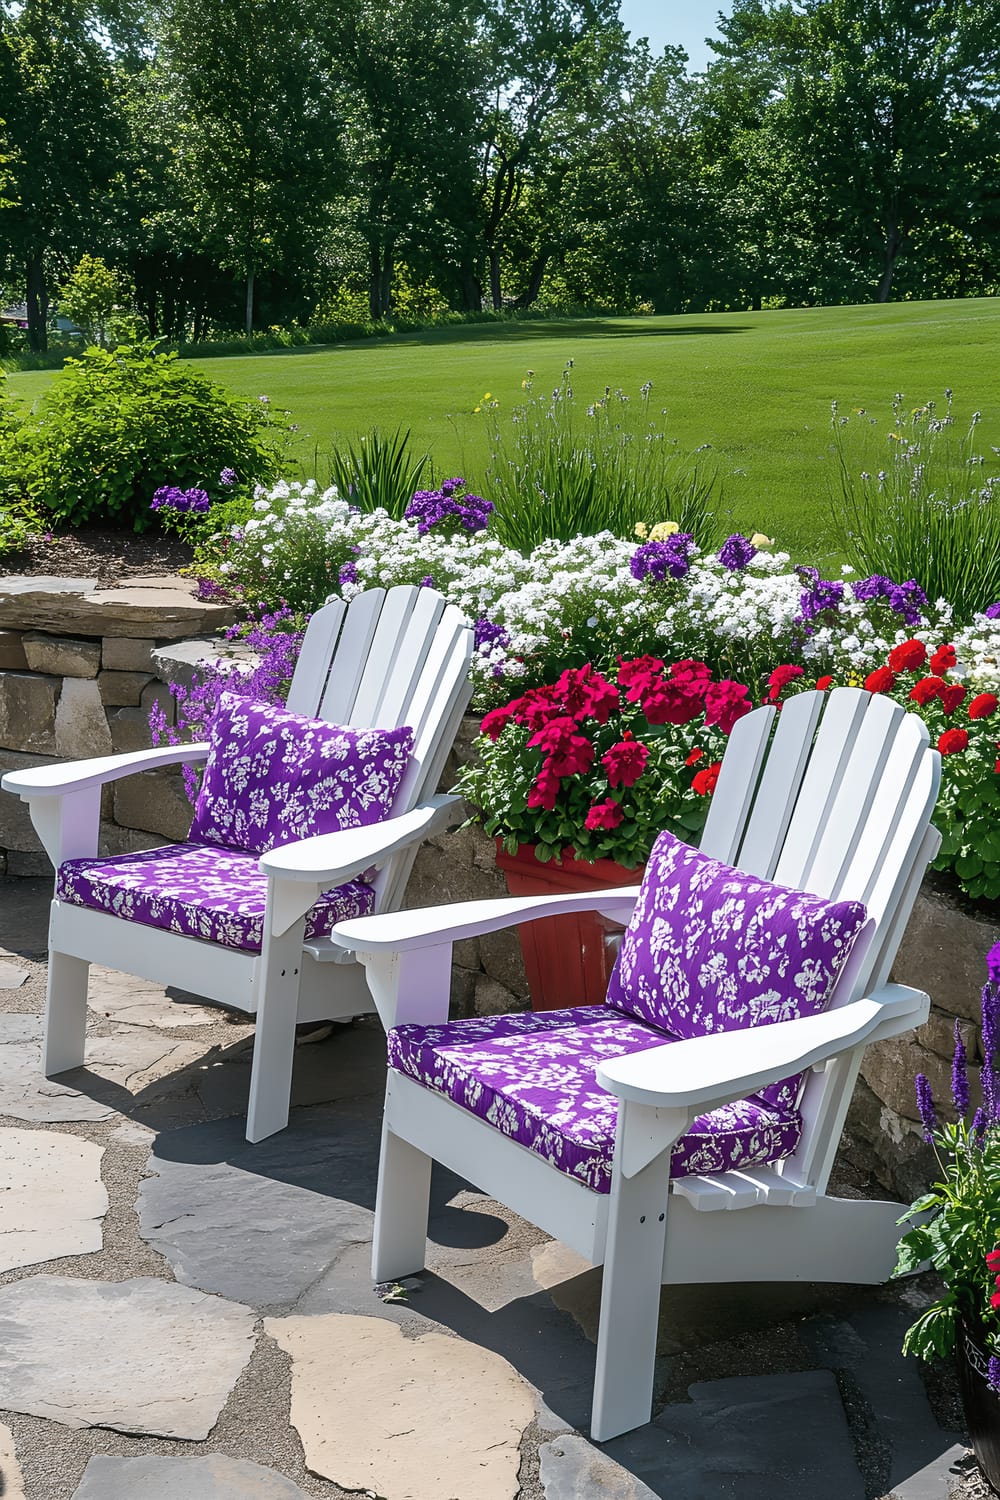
734;690;824;879
770;688;871;890
699;705;775;863
338;585;424;726
284;596;350;715
366;587;450;728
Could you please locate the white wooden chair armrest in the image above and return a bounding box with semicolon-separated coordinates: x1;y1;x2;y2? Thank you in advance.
330;883;642;954
597;984;929;1113
259;795;463;888
1;743;210;799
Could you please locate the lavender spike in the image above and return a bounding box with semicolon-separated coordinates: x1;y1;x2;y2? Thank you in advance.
915;1073;937;1143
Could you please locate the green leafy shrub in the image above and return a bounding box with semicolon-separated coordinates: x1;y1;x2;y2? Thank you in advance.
481;366;719;550
0;496;43;556
325;427;430;519
0;344;285;531
830;394;1000;623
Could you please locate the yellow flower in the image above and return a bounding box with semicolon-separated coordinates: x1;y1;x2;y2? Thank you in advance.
483;392;492;401
889;432;901;441
649;520;680;539
634;522;649;538
750;533;774;547
472;406;481;414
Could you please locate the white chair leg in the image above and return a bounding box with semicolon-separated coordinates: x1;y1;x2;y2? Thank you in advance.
372;1111;432;1282
43;951;90;1076
591;1155;671;1443
246;922;305;1143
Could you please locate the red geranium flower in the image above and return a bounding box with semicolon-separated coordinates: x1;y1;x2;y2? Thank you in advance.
704;679;753;735
555;664;619;724
864;667;897;694
481;705;515;741
766;664;805;702
930;643;957;674
686;747;704;766
642;681;705;726
816;675;834;692
888;639;928;673
527;766;561;811
938;684;967;715
692;760;722;795
938;728;969;756
670;659;712;689
970;693;999;720
986;1247;1000;1273
526;717;595;777
584;798;624;830
617;655;665;702
602;738;650;788
909;676;945;706
513;686;565;730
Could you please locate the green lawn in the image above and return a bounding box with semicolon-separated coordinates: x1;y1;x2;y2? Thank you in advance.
10;298;1000;560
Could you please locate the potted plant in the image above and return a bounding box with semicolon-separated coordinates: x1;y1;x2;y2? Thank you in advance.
896;942;1000;1491
455;655;754;1009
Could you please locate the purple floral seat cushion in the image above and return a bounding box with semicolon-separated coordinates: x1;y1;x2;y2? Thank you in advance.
387;1006;803;1194
187;692;414;857
56;842;375;954
605;829;868;1111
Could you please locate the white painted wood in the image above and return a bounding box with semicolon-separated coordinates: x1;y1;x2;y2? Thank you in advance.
772;688;869;889
699;704;774;862
371;1117;434;1282
43;952;90;1075
735;691;823;878
591;1130;672;1440
10;585;473;1140
672;1167;815;1211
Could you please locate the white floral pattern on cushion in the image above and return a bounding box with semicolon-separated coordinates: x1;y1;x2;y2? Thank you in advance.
57;842;374;953
187;692;414;856
387;1006;803;1194
605;829;868;1111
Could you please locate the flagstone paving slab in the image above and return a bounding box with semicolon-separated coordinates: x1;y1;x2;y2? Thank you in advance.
0;961;28;988
0;1127;107;1272
0;1275;256;1440
71;1453;311;1499
267;1312;535;1500
0;1421;26;1500
88;966;220;1028
137;1106;379;1308
539;1434;660;1499
0;1013;206;1122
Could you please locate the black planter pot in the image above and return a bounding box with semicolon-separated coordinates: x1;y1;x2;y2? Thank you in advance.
958;1321;1000;1494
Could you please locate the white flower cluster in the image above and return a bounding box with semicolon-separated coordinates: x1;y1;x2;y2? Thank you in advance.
221;480;999;702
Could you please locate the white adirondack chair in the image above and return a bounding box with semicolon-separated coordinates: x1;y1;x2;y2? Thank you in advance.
1;585;473;1142
331;687;941;1440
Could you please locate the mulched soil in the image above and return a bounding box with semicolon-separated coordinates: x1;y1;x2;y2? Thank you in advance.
3;526;194;590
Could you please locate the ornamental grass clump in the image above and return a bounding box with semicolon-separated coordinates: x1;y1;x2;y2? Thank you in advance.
830;394;1000;624
456;657;752;868
896;944;1000;1380
325;426;431;520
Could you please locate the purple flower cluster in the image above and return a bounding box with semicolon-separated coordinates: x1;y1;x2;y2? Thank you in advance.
195;577;228;602
219;467;237;487
796;577;845;627
338;561;358;587
474;617;510;653
630;534;694;584
915;1073;936;1143
850;574;928;627
951;1019;970;1117
151;486;211;515
718;533;757;572
404;478;494;536
985;601;1000;620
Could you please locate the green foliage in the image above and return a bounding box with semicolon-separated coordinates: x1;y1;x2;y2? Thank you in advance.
58;254;140;348
482;365;719;550
830;395;1000;624
325;427;430;520
0;343;284;530
0;495;42;556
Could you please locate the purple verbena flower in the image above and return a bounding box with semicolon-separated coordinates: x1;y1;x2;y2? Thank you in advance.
915;1073;936;1143
419;575;435;588
951;1020;970;1117
850;574;927;627
474;617;510;653
985;601;1000;619
797;579;845;628
151;486;211;515
719;533;757;572
630;535;694;583
195;577;227;602
219;467;237;487
989;1356;1000;1393
338;561;359;587
405;479;494;536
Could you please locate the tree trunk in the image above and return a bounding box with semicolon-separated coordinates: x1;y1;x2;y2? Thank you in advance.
25;257;48;353
514;252;549;310
488;246;502;311
877;212;901;303
367;246;394;320
458;267;482;311
245;266;255;335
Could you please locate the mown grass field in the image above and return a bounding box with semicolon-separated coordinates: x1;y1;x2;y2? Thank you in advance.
10;297;1000;560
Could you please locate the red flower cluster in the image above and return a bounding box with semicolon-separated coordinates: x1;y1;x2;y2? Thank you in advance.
888;639;927;673
692;761;722;795
864;666;897;694
602;733;649;788
854;638;1000;763
988;1246;1000;1310
766;664;804;703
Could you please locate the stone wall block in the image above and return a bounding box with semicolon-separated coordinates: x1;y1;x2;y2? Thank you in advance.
108;708;152;755
54;679;113;759
892;885;1000;1023
0;672;59;754
22;633;100;679
0;632;27;670
0;751;58;852
113;766;192;842
98;822;166;858
450;965;477;1018
479;928;529;1001
102;637;156;672
6;848;53;877
98;671;155;708
474;973;520;1016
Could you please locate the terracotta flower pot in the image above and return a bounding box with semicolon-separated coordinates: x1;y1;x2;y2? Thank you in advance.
495;842;643;1012
958;1321;1000;1493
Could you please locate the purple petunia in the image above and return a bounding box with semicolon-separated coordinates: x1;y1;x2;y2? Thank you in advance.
474;617;510;653
719;533;757;572
338;561;359;587
985;601;1000;619
195;577;228;602
915;1073;936;1142
951;1020;970;1117
405;479;494;536
419;575;435;588
151;486;211;515
850;574;928;627
797;578;845;627
630;535;694;583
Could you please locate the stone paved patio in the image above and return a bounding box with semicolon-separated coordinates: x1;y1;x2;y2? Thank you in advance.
0;874;991;1499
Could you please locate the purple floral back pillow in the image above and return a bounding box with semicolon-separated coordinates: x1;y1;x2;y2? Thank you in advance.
606;829;867;1044
188;692;414;857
